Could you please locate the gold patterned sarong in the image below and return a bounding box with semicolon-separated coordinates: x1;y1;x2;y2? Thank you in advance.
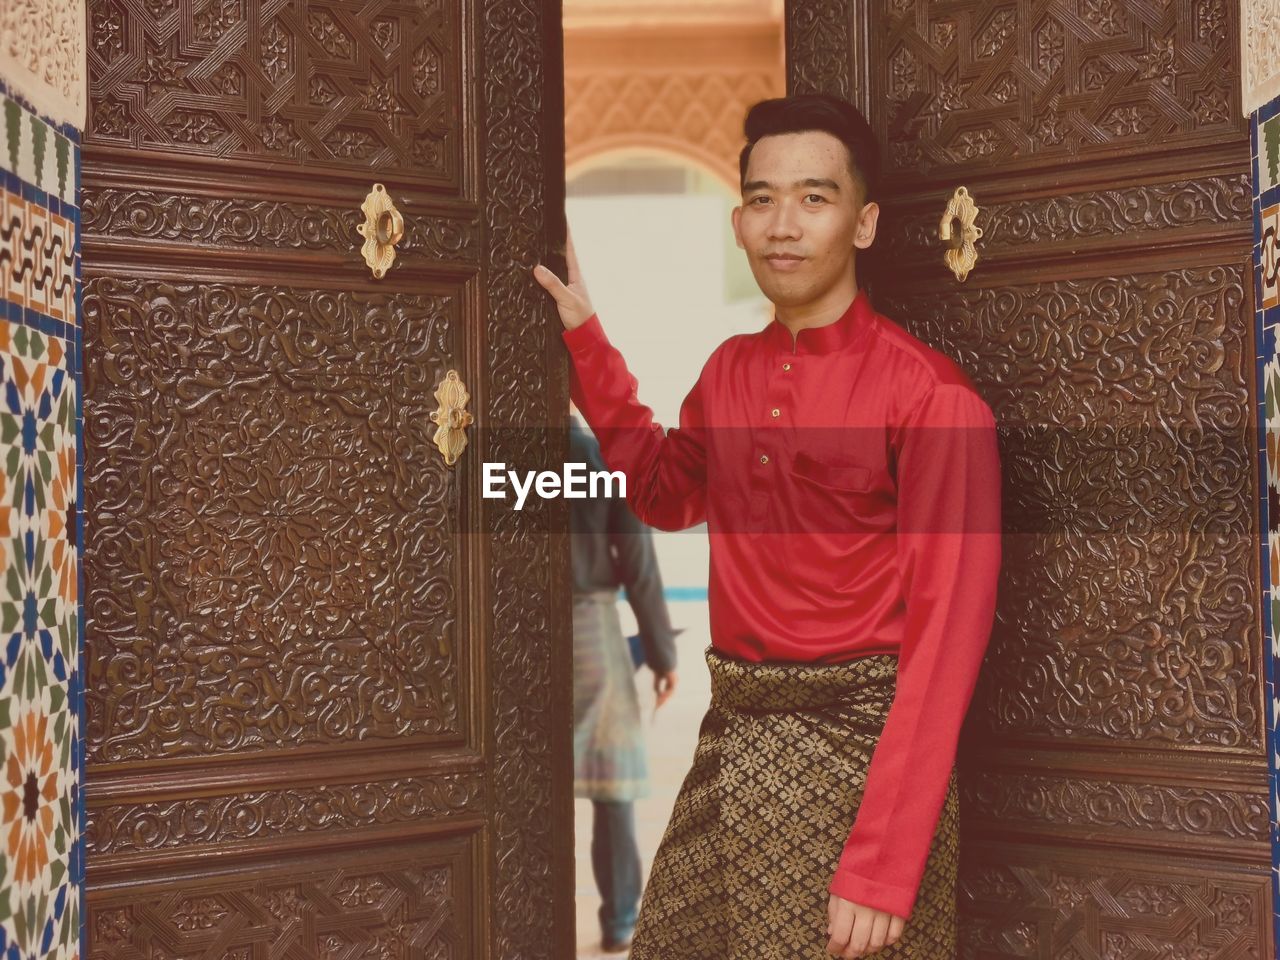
629;646;959;959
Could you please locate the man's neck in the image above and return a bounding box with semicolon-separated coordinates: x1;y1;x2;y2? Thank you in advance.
773;278;860;344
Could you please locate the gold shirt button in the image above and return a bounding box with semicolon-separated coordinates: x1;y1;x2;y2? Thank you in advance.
782;362;791;371
760;454;769;464
771;408;780;418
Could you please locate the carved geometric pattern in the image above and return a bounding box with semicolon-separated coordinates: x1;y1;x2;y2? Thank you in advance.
565;66;783;189
86;0;458;180
80;189;480;262
962;772;1269;842
87;771;486;856
88;851;465;958
81;278;462;763
882;266;1257;749
876;0;1244;175
885;175;1252;262
959;849;1265;959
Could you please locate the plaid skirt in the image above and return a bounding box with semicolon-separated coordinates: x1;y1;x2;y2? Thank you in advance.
572;589;649;801
630;646;959;959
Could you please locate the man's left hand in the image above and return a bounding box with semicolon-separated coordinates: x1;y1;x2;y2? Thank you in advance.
825;893;905;958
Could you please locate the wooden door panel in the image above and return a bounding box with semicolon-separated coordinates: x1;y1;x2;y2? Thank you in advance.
960;846;1267;957
83;0;572;956
82;277;467;762
882;176;1254;271
788;0;1268;956
879;268;1259;738
82;279;459;378
86;753;485;860
874;0;1239;176
87;0;464;185
88;834;476;957
79;187;481;269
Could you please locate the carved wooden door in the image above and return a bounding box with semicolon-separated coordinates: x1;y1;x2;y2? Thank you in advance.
80;1;574;957
787;1;1268;956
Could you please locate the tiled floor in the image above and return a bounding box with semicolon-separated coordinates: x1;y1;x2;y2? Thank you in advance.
575;601;712;957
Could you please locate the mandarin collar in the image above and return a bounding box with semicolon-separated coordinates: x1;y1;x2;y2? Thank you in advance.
766;288;875;356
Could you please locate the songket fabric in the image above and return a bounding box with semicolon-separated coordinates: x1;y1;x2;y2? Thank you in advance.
629;647;959;960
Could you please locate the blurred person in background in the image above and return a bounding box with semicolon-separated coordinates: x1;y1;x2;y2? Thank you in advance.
569;406;681;954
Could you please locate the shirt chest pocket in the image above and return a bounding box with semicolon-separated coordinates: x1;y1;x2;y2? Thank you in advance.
789;450;874;491
785;450;891;532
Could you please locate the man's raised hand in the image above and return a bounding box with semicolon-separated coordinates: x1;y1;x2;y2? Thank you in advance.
532;227;596;331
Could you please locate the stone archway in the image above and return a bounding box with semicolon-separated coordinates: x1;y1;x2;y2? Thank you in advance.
564;3;785;190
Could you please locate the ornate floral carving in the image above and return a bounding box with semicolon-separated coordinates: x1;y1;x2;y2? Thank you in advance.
88;772;485;856
82;279;462;763
482;0;568;954
309;10;353;59
1033;16;1064;75
81;189;478;261
976;8;1016;58
883;267;1256;749
194;0;241;43
885;176;1252;261
91;1;126;65
962;772;1268;840
786;0;855;101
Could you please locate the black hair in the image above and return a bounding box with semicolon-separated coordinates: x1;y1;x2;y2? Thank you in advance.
738;94;881;203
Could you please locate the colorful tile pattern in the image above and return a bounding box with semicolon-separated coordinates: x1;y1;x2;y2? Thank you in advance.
1264;202;1280;310
0;101;74;207
1263;115;1280;193
1;189;75;326
1251;91;1280;954
0;85;81;960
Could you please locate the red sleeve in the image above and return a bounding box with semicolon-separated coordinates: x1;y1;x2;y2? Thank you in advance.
827;383;1002;918
562;313;708;531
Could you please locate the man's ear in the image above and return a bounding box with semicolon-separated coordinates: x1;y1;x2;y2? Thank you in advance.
853;201;880;251
731;204;744;249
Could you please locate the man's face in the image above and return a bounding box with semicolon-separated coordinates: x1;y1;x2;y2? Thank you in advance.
731;130;879;309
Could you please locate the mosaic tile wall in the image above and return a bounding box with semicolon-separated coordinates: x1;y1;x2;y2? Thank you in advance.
1254;95;1280;953
0;84;82;960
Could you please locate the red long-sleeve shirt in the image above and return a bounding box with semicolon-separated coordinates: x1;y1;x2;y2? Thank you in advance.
561;287;1002;919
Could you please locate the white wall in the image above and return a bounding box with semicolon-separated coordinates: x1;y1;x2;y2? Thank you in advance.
567;189;769;600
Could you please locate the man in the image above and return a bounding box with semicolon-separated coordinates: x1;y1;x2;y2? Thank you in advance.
534;94;1001;959
568;408;681;953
